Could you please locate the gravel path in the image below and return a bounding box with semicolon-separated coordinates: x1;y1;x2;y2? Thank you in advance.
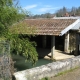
50;67;80;80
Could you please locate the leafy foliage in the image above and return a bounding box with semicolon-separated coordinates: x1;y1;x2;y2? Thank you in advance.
9;34;38;64
9;21;36;34
41;77;50;80
0;0;25;36
0;0;38;64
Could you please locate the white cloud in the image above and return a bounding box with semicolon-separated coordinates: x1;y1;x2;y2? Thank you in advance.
23;4;61;14
39;7;60;12
23;4;37;10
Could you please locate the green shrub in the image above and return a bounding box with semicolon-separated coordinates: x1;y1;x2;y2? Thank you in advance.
41;77;50;80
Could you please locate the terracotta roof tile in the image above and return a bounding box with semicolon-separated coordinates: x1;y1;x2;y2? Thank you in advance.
10;19;77;36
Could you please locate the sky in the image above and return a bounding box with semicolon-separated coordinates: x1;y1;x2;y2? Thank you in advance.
19;0;80;15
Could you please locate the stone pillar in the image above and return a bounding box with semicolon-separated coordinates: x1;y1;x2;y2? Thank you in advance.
51;36;55;59
64;32;69;53
42;35;46;48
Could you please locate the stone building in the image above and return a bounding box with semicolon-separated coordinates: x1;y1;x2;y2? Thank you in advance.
10;17;80;59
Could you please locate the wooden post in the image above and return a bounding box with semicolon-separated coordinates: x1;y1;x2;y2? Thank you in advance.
51;36;55;59
64;32;69;53
75;33;79;55
42;35;46;48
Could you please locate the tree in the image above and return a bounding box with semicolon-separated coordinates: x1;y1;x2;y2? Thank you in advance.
76;7;80;16
55;6;80;17
0;0;38;64
55;7;68;17
70;7;76;16
0;0;25;36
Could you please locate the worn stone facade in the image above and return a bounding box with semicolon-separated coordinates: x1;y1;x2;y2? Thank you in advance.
0;56;12;80
0;41;14;80
13;56;80;80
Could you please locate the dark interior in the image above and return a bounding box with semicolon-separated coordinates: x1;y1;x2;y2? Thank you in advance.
30;35;64;51
55;36;64;51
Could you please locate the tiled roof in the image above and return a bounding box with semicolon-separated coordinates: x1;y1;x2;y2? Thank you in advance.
10;19;77;36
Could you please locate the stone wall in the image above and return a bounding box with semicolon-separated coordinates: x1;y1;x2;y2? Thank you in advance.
0;41;13;80
13;56;80;80
0;56;13;80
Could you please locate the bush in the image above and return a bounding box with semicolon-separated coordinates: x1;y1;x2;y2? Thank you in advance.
41;77;50;80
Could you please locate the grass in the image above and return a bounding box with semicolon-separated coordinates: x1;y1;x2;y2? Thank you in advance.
54;66;79;77
41;77;50;80
40;67;80;80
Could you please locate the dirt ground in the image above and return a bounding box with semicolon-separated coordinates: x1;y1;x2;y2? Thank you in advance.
50;67;80;80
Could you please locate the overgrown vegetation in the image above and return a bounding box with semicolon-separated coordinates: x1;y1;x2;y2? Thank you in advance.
0;0;38;64
41;77;50;80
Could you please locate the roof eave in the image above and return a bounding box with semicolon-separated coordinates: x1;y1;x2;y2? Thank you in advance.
59;19;80;36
